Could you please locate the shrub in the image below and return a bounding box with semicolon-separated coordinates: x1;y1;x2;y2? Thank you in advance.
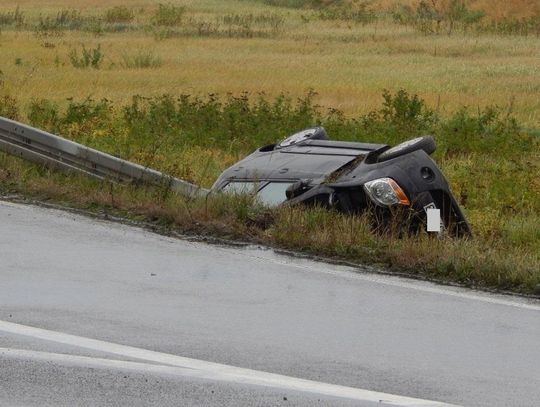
152;3;186;27
63;98;112;126
27;99;60;132
438;107;525;155
68;45;104;69
56;98;116;146
121;91;320;152
358;89;437;143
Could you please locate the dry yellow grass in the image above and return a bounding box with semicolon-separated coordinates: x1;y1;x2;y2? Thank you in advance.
1;0;539;125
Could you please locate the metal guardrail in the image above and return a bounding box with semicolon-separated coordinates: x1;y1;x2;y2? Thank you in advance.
0;116;209;198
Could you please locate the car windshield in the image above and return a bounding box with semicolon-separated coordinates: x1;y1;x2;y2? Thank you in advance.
222;182;259;194
257;182;293;206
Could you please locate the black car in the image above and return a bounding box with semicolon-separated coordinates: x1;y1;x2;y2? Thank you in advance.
212;127;471;237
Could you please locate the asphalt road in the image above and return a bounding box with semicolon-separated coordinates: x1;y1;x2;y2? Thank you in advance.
0;200;539;406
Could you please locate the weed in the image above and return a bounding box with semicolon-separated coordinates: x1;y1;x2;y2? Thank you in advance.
152;3;186;27
220;13;284;36
479;16;540;37
261;0;344;9
318;2;375;24
104;6;134;24
37;9;84;32
121;50;162;69
68;45;104;69
0;94;19;120
0;6;24;28
63;98;112;126
27;99;60;131
194;20;219;37
438;107;524;155
393;0;485;35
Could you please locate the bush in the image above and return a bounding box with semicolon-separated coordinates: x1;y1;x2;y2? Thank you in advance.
357;89;437;143
63;98;112;127
121;91;319;152
68;45;104;69
152;3;186;27
438;107;525;155
27;99;60;131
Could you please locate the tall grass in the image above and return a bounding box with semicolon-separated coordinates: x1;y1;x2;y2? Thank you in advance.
104;6;134;24
121;50;162;69
152;3;186;27
0;6;24;28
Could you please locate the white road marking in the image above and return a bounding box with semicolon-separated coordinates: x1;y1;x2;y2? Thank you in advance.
0;320;458;407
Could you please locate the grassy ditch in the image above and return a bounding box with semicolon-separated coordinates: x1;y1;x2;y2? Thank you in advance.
1;90;539;294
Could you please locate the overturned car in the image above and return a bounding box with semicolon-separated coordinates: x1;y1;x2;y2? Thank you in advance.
213;127;471;237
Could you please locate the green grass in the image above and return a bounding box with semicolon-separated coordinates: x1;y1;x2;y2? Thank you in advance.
121;50;162;69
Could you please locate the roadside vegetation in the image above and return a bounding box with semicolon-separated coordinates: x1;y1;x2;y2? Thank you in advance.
1;89;539;294
0;0;539;294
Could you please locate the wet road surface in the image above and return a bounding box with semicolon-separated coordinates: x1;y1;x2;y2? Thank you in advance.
1;200;539;406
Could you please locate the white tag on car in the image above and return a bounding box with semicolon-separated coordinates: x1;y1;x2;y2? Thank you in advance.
426;208;441;233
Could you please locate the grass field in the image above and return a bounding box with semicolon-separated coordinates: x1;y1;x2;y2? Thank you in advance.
1;0;540;123
0;0;539;294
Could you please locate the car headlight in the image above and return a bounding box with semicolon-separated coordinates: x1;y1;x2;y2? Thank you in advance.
363;178;410;206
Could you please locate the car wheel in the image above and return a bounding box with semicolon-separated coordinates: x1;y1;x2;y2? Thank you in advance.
277;127;328;148
377;136;436;162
